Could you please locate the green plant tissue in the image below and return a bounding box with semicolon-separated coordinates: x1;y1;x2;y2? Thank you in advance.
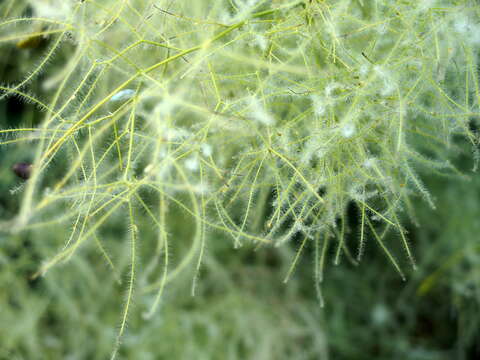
0;0;479;359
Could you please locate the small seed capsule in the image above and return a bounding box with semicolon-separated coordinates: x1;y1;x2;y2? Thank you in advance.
12;162;33;180
16;35;42;49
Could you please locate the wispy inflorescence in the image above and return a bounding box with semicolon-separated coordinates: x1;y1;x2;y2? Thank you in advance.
0;0;479;355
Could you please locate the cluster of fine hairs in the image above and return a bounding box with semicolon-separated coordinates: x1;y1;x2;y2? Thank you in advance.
0;0;479;357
